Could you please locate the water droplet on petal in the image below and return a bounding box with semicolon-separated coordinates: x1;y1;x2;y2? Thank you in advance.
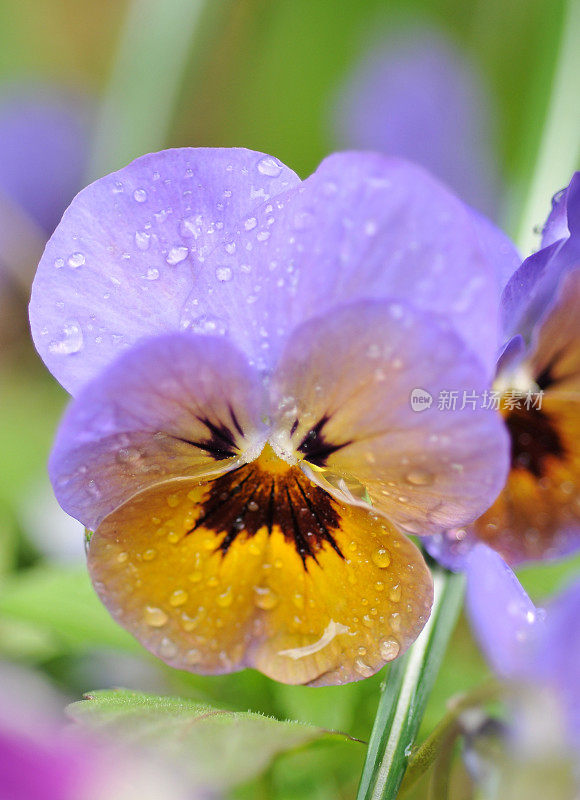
254;586;278;610
117;447;141;464
185;648;202;665
67;252;85;268
133;188;147;202
405;469;434;486
144;606;168;627
380;637;400;661
371;548;391;569
389;584;402;602
354;658;374;678
215;265;233;282
48;321;84;355
135;231;151;250
257;156;282;177
216;587;233;607
166;246;189;265
244;217;257;231
145;267;159;280
142;548;157;561
169;589;189;607
159;637;178;658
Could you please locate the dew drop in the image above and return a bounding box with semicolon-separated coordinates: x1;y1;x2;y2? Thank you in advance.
67;252;85;268
145;267;159;281
380;637;400;661
117;447;141;464
247;500;259;512
215;265;233;282
133;188;147;202
354;658;374;678
159;637;178;658
54;257;64;269
169;589;189;607
144;606;168;627
166;246;189;265
166;493;180;508
135;231;151;250
244;217;257;231
142;549;157;561
254;586;278;610
185;648;202;665
48;321;84;355
389;584;402;602
257;156;282;177
216;587;233;607
405;469;434;487
371;548;391;569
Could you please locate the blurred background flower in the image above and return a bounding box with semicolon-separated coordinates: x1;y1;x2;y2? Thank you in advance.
0;83;91;352
331;21;501;217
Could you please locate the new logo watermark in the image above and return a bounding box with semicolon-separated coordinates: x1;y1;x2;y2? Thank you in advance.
410;388;434;412
409;388;544;412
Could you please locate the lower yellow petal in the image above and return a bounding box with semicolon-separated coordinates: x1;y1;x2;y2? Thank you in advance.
88;448;433;685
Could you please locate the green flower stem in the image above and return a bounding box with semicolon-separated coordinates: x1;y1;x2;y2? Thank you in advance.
87;0;211;180
356;564;465;800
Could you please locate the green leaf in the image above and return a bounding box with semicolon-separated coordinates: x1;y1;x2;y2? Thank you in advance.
0;565;139;653
68;689;358;791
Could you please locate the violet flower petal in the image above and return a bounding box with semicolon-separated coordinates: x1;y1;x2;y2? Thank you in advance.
271;299;509;535
527;578;580;747
206;152;504;377
30;148;299;395
49;333;267;530
465;543;541;678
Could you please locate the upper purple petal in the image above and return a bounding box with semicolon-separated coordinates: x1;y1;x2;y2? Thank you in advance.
0;83;91;234
332;25;501;217
29;147;299;395
465;544;541;678
202;152;503;376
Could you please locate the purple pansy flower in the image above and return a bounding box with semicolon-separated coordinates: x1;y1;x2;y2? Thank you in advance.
332;24;501;217
428;173;580;568
466;543;580;751
30;147;510;685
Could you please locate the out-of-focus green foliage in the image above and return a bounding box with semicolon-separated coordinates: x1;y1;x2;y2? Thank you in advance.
69;689;360;793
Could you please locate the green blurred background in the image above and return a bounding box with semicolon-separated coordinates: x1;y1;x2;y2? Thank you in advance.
0;1;578;798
